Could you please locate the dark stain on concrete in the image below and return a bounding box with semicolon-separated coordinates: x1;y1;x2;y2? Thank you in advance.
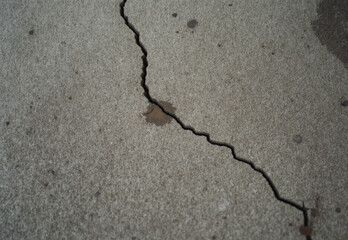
311;208;319;218
341;97;348;106
311;196;321;218
172;13;177;17
29;29;34;35
299;225;313;237
335;207;341;213
143;101;176;126
187;19;198;29
311;0;348;68
293;135;302;144
5;121;10;126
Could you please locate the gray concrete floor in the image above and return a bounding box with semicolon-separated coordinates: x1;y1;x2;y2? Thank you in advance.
1;0;347;239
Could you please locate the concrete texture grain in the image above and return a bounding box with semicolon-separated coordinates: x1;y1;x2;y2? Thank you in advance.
1;0;347;239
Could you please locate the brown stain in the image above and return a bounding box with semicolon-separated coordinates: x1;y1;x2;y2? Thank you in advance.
143;101;176;126
311;0;348;68
299;225;313;237
311;196;321;218
311;208;319;218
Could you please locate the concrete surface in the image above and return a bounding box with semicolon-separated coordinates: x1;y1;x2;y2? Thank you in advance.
1;0;347;239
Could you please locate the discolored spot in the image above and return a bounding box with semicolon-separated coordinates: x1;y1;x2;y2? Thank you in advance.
5;121;10;126
299;225;313;237
143;101;176;126
218;44;222;47
68;96;72;100
293;135;302;143
335;207;341;213
311;0;348;68
172;13;177;17
187;19;198;29
341;98;348;106
95;191;101;197
29;29;34;35
228;3;232;6
311;208;319;217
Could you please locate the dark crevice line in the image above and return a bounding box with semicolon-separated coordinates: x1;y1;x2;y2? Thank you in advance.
119;1;311;239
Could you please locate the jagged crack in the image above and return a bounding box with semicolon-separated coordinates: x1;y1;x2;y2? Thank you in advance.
119;0;311;239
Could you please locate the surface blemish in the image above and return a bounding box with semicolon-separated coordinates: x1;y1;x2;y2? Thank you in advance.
187;19;198;28
293;135;302;144
143;101;176;126
299;225;313;237
312;0;348;68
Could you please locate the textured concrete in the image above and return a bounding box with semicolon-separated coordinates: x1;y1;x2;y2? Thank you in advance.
1;0;347;239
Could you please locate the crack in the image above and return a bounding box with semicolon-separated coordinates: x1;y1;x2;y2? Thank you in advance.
119;1;311;239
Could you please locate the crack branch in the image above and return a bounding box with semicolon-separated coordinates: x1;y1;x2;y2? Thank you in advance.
119;1;311;239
